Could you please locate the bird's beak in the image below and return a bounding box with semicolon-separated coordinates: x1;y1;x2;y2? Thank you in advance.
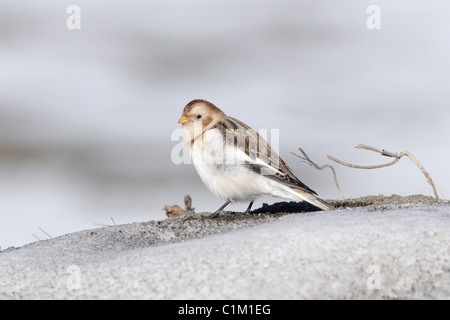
178;116;189;125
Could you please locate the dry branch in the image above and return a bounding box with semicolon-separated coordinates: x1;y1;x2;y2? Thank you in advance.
94;217;118;227
327;144;439;200
38;227;53;239
292;148;345;200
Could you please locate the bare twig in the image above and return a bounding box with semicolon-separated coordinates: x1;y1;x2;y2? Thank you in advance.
93;223;111;227
328;144;439;200
292;148;345;200
392;150;438;200
94;217;118;227
32;227;53;241
356;144;398;157
327;154;401;169
38;227;53;239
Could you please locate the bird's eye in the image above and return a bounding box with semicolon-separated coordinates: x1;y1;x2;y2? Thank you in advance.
197;115;202;119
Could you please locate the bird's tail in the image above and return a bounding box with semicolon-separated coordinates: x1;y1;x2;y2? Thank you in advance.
292;189;334;211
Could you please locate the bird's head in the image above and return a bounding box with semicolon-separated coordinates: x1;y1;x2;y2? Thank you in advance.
178;99;225;131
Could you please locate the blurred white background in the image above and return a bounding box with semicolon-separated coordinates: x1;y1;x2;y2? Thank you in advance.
1;0;449;248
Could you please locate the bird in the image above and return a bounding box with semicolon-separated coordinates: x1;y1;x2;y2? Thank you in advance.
177;99;333;217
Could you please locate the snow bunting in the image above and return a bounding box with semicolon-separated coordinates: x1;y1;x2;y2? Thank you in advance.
178;99;333;217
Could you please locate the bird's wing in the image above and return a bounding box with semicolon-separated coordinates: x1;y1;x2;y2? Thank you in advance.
214;117;318;196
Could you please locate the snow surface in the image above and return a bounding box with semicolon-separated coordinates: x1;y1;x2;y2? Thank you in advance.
1;204;449;299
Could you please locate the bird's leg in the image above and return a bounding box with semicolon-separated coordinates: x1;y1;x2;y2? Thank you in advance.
244;201;254;215
209;200;231;218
